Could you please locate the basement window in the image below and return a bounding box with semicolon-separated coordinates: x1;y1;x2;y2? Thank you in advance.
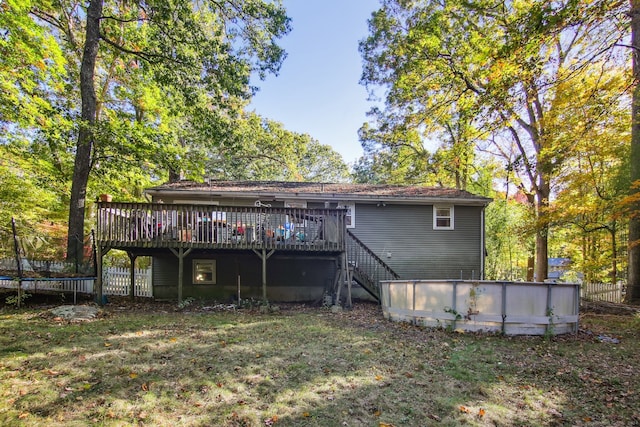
193;259;216;284
433;205;454;230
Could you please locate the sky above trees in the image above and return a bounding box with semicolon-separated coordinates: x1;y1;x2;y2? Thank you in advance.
249;0;380;164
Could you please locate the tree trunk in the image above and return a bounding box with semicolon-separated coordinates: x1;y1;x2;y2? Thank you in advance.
66;0;103;263
628;0;640;303
534;180;550;282
526;254;535;281
610;225;617;286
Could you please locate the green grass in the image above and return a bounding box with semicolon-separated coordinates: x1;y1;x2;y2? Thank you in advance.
1;301;639;426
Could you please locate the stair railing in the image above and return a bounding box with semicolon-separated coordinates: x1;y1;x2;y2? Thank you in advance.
345;230;400;300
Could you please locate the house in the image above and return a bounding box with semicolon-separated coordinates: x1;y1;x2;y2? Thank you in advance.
94;180;491;304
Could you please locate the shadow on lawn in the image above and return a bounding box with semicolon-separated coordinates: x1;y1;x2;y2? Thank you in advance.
1;303;638;426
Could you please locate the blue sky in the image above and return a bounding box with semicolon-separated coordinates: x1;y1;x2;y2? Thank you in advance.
249;0;381;165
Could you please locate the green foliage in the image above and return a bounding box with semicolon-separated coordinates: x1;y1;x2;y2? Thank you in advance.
5;292;31;308
485;197;533;280
0;0;353;258
0;0;66;127
359;0;629;281
204;112;350;182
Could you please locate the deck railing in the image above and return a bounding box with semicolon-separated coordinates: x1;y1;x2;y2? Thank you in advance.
97;202;346;252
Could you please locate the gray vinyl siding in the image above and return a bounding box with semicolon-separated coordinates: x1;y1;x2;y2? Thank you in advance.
350;203;483;280
153;252;337;302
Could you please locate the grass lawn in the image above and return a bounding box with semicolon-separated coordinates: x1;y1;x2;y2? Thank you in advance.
1;299;639;426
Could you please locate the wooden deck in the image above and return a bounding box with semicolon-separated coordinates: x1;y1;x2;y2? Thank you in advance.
96;202;346;252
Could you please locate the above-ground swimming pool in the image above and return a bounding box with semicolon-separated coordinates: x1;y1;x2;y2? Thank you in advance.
380;280;580;335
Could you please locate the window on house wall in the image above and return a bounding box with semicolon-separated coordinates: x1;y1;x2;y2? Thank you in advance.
193;259;216;284
338;202;355;228
433;205;454;230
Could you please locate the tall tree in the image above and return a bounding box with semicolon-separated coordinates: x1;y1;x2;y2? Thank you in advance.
628;0;640;302
68;0;103;265
27;0;291;262
360;0;627;281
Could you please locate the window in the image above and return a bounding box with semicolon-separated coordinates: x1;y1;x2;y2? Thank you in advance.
193;259;216;284
433;205;454;230
338;202;355;228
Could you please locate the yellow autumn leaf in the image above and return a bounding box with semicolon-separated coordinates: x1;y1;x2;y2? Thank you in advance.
129;372;138;379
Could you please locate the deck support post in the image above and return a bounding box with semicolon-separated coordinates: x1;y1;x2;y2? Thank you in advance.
170;247;192;304
253;248;275;303
335;253;346;306
345;252;353;308
95;246;110;306
127;252;137;301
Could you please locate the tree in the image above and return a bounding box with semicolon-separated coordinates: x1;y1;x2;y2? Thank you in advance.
26;0;291;262
360;0;627;281
0;0;66;128
628;0;640;302
550;67;630;284
204;112;350;182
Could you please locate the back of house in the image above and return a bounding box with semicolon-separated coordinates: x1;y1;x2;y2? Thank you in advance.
111;180;491;302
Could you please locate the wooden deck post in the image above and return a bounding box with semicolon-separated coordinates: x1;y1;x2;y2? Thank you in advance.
95;246;110;305
253;248;275;303
96;245;102;305
128;252;137;301
335;253;346;306
170;247;192;304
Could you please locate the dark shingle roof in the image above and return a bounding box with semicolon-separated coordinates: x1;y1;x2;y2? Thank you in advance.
146;180;491;205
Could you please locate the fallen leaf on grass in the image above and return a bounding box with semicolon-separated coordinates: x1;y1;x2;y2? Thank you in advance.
379;422;396;427
478;408;486;418
264;415;278;425
104;342;112;347
141;383;149;391
303;412;310;417
375;375;383;381
18;412;29;419
129;372;138;379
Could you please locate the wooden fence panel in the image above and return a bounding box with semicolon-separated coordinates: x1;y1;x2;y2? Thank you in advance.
580;282;624;303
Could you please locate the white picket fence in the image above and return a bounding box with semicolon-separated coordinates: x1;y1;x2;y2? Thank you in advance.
0;259;153;299
580;282;625;303
103;267;153;297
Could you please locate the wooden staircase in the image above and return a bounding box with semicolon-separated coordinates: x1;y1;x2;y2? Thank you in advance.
344;230;399;301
